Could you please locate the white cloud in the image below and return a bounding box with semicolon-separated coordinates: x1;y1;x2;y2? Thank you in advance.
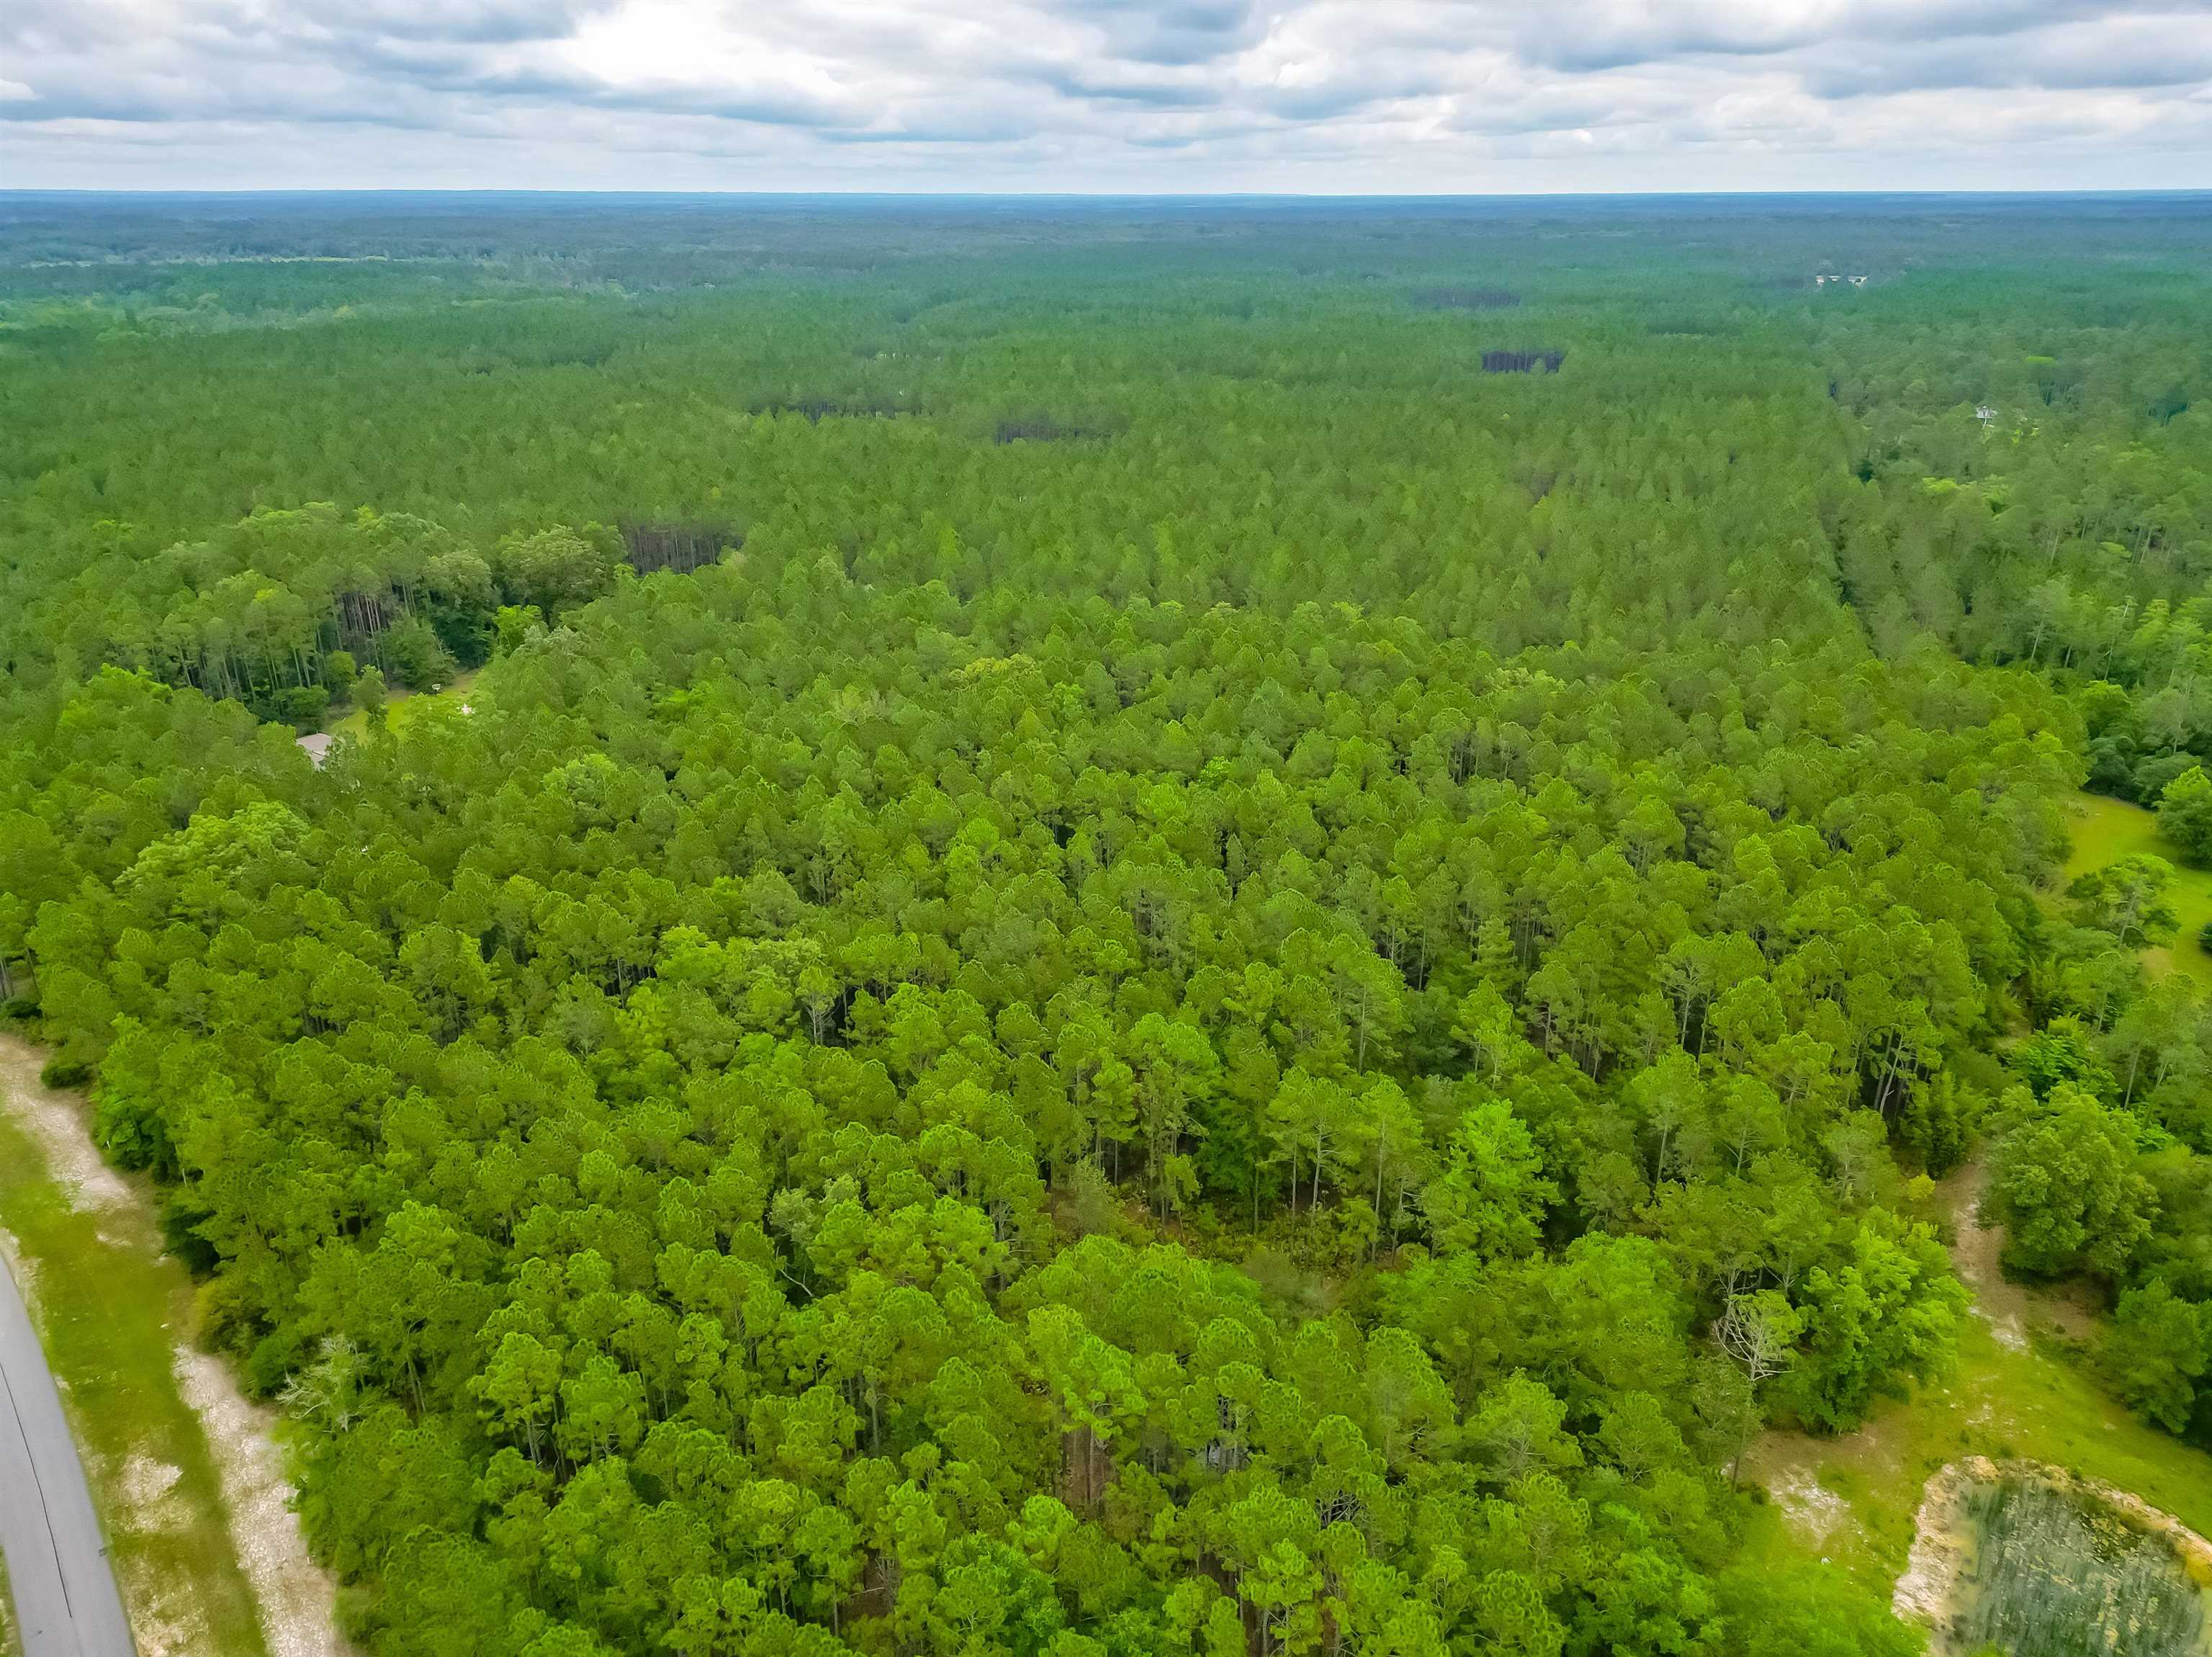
1;0;2207;188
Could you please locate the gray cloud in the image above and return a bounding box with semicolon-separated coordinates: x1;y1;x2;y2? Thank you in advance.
1061;0;1267;66
0;0;2207;188
1796;14;2212;94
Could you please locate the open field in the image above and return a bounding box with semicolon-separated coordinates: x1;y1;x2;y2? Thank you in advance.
2061;792;2212;987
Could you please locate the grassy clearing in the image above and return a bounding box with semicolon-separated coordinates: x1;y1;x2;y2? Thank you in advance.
1742;1162;2212;1617
0;1049;269;1657
2061;791;2212;987
1743;1315;2212;1604
325;667;479;742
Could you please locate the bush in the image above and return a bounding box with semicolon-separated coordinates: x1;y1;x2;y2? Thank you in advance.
2157;765;2212;866
1988;1083;2156;1279
2106;1279;2208;1433
39;1053;90;1089
263;683;331;732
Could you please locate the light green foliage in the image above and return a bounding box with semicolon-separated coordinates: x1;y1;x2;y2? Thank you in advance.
1715;1563;1923;1657
2157;766;2212;866
2066;854;2180;950
495;527;619;622
1990;1084;2157;1280
1781;1213;1967;1432
2006;1016;2116;1101
354;664;388;729
9;196;2212;1657
1421;1096;1555;1260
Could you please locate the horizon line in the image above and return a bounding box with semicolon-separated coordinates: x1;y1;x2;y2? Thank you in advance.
6;186;2211;202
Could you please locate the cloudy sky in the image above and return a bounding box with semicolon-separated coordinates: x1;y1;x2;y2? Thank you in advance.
4;0;2210;192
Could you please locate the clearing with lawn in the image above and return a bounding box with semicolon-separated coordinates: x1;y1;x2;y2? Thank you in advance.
2062;794;2212;988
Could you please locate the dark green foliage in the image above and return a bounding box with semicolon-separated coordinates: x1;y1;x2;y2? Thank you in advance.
2105;1280;2208;1434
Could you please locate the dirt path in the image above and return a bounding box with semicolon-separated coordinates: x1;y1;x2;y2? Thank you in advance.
0;1035;348;1657
1935;1155;2097;1350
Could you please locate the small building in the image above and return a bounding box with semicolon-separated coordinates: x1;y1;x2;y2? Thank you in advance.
1974;404;1998;424
296;732;333;769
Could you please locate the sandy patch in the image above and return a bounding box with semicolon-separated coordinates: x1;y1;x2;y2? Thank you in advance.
0;1036;132;1215
174;1348;348;1657
1768;1466;1853;1545
1894;1458;1977;1627
117;1453;192;1532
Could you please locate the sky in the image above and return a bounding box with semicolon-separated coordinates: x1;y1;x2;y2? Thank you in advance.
4;1;2211;193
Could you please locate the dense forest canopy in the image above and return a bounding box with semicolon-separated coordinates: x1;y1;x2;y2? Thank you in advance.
4;192;2212;1657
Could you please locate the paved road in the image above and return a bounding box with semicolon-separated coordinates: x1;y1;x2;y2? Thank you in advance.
0;1254;134;1656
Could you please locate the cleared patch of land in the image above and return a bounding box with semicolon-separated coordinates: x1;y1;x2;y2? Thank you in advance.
2062;791;2212;987
1742;1155;2212;1611
0;1036;344;1657
1746;796;2212;1625
325;667;480;742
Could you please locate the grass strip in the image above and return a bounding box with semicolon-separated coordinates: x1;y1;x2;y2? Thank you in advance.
0;1549;22;1657
0;1089;268;1657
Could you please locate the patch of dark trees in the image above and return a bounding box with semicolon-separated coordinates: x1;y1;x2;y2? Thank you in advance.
1483;350;1565;374
483;339;620;371
993;413;1107;445
1410;287;1521;310
750;397;908;422
621;521;742;577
